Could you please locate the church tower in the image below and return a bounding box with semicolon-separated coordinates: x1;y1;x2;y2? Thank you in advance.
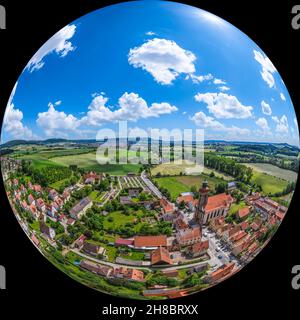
195;180;209;226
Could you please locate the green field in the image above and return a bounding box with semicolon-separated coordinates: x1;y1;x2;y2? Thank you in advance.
88;190;105;202
153;174;225;199
51;152;141;175
244;163;297;182
103;210;143;231
250;171;289;195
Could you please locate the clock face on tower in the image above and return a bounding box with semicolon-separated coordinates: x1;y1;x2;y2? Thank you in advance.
1;1;298;299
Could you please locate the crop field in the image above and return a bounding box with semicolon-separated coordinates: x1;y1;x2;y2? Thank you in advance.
250;171;289;195
244;163;297;182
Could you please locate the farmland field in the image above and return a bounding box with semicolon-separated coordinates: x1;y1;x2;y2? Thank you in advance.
153;174;225;199
250;171;288;195
244;163;297;181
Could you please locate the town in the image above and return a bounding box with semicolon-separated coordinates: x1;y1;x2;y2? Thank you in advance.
0;139;293;299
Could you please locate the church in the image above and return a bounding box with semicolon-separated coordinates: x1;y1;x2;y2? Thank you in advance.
194;181;233;225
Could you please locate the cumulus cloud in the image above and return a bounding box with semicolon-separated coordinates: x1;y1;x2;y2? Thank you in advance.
294;117;298;129
36;101;80;137
26;24;77;72
261;100;272;115
3;82;34;139
253;50;277;88
213;78;226;85
272;115;289;133
190;73;213;84
128;38;196;85
280;93;286;101
256;117;270;130
194;92;253;119
81;92;178;126
218;85;230;92
146;31;155;36
190;111;250;136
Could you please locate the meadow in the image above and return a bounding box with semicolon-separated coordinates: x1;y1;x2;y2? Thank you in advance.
250;171;289;195
244;163;297;182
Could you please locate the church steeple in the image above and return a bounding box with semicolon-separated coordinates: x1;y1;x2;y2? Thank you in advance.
195;180;209;225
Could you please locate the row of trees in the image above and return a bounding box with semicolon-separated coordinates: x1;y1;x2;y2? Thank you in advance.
204;154;253;183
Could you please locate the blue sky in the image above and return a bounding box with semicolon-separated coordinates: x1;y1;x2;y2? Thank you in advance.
2;1;299;145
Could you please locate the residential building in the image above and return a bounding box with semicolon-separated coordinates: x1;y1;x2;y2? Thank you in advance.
70;197;92;220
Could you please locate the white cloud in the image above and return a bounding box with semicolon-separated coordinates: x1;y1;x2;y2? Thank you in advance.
3;82;34;139
194;92;253;119
272;115;289;133
294;117;298;129
213;78;226;85
146;31;155;36
253;50;277;88
190;73;213;84
261;100;272;115
26;24;77;72
36;101;80;137
256;117;270;130
190;111;250;136
128;38;196;85
81;92;178;126
280;93;286;101
218;85;230;92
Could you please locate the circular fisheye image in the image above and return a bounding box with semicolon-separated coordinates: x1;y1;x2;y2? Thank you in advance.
1;1;299;299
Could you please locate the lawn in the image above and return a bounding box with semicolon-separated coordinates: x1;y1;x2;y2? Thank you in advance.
50;177;70;191
229;201;248;215
89;190;105;202
103;210;143;231
250;171;289;195
121;251;145;261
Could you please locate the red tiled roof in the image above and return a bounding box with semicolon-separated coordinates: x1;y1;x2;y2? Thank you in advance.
205;193;233;213
238;207;250;219
151;247;172;265
176;194;194;204
134;235;167;247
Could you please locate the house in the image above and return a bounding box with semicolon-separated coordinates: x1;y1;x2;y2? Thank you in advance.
28;194;35;205
227;181;236;191
67;218;75;226
128;187;140;197
33;184;42;193
83;241;106;256
207;263;235;283
83;171;102;184
74;234;87;249
237;207;250;220
176;192;194;206
134;235;167;249
62;190;71;202
80;260;112;277
176;225;202;246
46;204;57;218
70;197;92;220
113;267;144;282
120;196;132;205
31;233;40;247
40;222;56;239
160;198;175;215
36;198;46;212
203;193;233;224
151;247;172;265
29;203;39;220
21;200;28;211
187;240;209;258
49;189;59;201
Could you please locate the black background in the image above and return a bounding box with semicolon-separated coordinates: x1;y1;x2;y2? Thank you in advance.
0;0;299;318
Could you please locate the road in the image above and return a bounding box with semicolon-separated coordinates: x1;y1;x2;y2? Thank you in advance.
141;171;163;199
